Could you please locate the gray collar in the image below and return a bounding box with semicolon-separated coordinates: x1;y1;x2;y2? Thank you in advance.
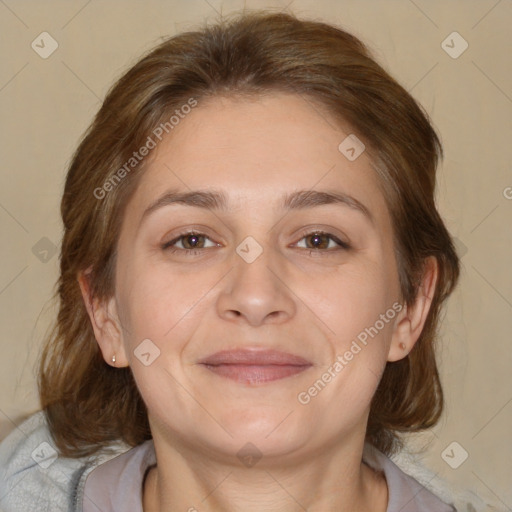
80;440;455;512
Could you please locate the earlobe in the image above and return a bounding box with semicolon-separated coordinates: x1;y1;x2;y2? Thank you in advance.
77;270;129;367
387;256;439;362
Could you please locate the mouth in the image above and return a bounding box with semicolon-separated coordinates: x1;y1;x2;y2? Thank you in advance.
198;349;313;385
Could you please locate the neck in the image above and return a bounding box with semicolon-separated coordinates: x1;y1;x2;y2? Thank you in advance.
143;436;388;512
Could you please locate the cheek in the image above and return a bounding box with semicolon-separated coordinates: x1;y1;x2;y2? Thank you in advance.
306;261;395;400
116;258;217;353
115;264;215;425
298;283;394;432
315;262;393;340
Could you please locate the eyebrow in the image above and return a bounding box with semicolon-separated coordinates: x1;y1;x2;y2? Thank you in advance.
141;188;374;224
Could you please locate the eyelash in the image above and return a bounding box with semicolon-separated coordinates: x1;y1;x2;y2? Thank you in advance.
161;229;351;257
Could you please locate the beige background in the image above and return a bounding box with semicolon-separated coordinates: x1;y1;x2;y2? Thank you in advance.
0;0;511;508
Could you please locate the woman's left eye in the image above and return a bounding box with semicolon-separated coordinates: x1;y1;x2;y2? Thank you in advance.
293;231;350;252
161;230;350;256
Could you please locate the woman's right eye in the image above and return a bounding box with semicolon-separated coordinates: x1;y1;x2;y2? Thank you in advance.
161;231;217;255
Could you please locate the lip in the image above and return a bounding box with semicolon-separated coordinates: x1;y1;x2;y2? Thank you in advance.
199;349;312;366
198;349;313;385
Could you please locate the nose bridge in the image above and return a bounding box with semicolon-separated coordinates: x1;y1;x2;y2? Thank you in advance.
235;236;280;288
216;233;295;325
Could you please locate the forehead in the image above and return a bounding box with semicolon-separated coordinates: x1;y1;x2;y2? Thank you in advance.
128;92;388;222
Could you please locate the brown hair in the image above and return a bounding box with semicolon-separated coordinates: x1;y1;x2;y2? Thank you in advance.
38;10;460;458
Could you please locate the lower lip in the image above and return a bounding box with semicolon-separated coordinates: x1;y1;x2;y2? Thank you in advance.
201;364;311;384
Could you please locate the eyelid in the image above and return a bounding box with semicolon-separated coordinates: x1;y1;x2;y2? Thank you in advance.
161;230;218;250
292;227;351;250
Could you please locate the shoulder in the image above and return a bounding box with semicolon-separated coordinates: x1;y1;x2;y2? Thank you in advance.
82;440;156;512
364;443;496;512
0;411;130;512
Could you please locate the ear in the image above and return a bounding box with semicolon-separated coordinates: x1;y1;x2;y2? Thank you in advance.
77;269;129;367
388;256;439;362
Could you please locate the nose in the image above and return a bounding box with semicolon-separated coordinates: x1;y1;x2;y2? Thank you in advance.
216;243;296;327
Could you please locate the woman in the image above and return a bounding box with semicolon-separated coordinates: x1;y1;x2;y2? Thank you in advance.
0;10;462;511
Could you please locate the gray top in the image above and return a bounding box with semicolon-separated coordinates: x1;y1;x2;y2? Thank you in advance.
0;411;457;512
82;439;456;512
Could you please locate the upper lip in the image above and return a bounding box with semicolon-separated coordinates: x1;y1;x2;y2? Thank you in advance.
198;349;312;366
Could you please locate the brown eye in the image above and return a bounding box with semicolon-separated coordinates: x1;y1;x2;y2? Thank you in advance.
295;231;350;252
305;233;330;249
180;233;206;249
162;232;216;253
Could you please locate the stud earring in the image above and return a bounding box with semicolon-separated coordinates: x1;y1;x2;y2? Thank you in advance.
399;342;407;351
112;354;116;364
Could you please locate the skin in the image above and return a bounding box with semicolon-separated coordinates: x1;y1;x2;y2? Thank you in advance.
79;92;438;511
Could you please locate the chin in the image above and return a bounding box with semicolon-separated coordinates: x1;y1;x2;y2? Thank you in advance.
219;408;308;452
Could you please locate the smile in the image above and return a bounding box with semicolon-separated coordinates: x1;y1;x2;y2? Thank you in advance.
198;349;313;385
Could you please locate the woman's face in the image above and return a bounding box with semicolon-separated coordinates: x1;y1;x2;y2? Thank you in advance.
110;92;405;461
